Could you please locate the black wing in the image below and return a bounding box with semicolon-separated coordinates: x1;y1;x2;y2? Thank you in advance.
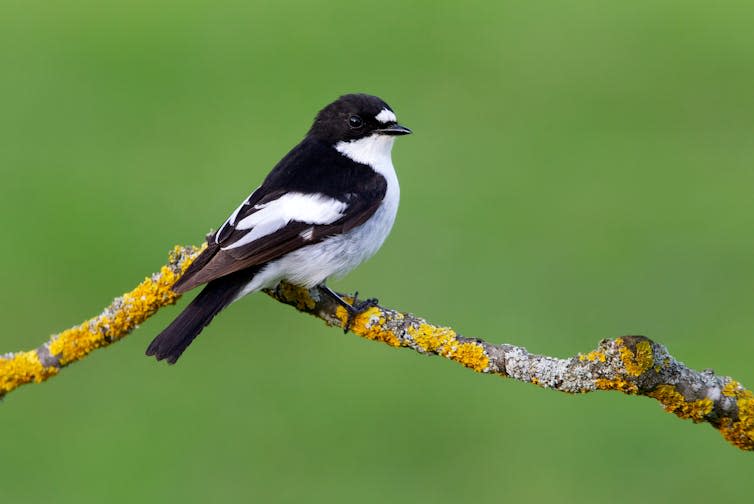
172;138;386;293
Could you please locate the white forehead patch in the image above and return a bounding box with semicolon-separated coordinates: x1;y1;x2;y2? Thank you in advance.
375;108;397;124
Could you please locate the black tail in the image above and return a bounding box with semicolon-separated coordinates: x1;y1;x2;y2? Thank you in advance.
146;272;251;364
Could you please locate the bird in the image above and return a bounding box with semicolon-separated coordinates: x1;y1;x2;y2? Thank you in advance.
146;93;411;363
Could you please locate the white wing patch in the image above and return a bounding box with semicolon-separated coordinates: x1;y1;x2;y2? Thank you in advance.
375;108;397;124
222;193;347;250
215;187;259;244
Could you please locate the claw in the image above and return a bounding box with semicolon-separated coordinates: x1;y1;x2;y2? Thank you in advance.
342;294;379;333
317;284;379;333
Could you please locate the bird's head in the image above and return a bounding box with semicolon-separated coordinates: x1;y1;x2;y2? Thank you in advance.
308;94;411;144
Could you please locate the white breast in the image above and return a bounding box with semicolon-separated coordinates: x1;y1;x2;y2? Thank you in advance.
331;133;400;273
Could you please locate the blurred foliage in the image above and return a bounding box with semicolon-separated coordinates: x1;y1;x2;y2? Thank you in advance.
1;0;753;502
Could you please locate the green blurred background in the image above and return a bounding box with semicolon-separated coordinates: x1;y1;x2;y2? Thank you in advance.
2;0;753;502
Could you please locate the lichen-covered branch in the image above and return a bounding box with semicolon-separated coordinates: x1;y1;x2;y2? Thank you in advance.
266;283;754;452
1;246;752;452
0;245;204;397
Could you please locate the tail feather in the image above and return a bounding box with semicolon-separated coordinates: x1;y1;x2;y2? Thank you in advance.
146;272;251;364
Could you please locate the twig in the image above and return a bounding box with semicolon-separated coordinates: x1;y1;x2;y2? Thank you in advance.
1;245;751;452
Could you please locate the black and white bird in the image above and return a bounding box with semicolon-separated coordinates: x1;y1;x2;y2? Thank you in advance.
146;94;411;363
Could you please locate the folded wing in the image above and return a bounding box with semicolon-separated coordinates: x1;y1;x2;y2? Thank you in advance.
173;180;386;293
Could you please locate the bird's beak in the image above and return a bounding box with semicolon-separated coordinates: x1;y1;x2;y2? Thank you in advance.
375;123;412;136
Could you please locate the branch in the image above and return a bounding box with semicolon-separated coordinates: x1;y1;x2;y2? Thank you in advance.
1;246;752;452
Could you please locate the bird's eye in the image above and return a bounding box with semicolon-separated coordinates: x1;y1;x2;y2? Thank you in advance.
348;115;364;128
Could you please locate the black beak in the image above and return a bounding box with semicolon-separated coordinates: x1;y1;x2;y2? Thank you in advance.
375;123;412;136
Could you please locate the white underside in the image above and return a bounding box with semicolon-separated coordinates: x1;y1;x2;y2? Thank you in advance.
233;133;400;301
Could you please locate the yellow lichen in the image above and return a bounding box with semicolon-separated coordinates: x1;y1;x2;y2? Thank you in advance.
337;306;402;347
648;385;713;422
447;341;489;372
722;380;741;397
49;322;105;366
334;305;349;328
579;350;606;363
407;323;489;372
0;351;59;395
277;283;317;311
595;378;639;394
720;395;754;451
617;338;653;376
409;323;456;353
717;382;754;450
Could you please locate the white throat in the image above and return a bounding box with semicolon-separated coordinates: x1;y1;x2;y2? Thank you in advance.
334;134;396;178
333;133;400;263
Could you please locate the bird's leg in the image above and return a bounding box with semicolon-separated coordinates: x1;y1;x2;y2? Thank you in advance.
317;284;379;333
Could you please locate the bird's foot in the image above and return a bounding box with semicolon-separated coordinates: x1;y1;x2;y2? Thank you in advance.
342;291;379;333
316;285;379;333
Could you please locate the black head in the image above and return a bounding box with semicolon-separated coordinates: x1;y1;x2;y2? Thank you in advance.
308;93;411;144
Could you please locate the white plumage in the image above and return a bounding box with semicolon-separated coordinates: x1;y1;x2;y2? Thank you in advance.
375;108;398;124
